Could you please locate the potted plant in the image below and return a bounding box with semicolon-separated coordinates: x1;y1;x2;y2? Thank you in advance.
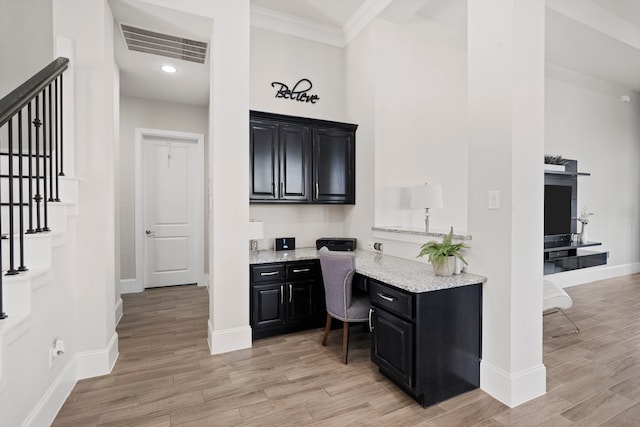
417;226;468;276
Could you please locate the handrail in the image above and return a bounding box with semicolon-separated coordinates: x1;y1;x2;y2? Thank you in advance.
0;57;69;128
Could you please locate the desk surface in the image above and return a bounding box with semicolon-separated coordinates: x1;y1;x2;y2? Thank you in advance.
250;248;485;293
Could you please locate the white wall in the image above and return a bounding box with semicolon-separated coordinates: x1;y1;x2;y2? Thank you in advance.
53;0;118;369
250;27;345;121
545;64;640;279
343;22;377;249
119;96;209;280
373;19;468;235
249;27;349;248
0;0;53;98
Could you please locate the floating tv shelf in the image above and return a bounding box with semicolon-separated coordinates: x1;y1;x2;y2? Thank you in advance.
543;159;607;275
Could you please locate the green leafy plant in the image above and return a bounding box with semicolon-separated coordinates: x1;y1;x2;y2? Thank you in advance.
417;226;468;268
544;155;567;165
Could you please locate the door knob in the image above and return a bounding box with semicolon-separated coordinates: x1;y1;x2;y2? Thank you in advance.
145;229;153;236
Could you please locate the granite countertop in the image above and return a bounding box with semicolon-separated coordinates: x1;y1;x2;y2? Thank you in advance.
249;248;486;293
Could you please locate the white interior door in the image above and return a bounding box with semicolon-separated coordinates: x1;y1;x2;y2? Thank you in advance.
143;136;203;288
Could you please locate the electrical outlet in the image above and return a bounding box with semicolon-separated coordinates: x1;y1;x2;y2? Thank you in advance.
367;241;383;252
49;338;65;368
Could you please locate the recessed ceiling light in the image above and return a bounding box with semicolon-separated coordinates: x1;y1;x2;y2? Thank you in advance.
161;65;177;73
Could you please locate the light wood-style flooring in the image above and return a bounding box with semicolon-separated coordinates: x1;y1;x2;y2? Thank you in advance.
54;274;640;426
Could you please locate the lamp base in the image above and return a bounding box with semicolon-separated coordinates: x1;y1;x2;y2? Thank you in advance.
424;208;431;233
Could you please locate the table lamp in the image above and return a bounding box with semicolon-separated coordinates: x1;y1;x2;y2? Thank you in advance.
410;183;443;233
249;221;264;252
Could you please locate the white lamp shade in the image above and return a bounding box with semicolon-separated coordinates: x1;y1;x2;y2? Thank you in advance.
410;184;443;209
249;221;264;240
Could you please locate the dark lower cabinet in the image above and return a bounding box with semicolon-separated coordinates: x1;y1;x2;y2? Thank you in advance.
371;308;413;389
369;278;482;408
250;260;324;339
252;283;286;329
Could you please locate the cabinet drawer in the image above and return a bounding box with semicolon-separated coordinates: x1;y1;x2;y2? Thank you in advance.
286;261;319;281
251;264;286;283
369;280;413;320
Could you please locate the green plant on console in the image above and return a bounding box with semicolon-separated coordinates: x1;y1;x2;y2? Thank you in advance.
417;226;468;269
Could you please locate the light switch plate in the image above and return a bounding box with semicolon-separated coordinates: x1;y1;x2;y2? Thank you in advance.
488;190;500;209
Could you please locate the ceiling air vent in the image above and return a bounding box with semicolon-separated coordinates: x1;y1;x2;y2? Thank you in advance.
120;24;208;64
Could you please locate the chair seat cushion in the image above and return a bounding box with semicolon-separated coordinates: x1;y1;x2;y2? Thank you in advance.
543;280;573;311
346;294;370;322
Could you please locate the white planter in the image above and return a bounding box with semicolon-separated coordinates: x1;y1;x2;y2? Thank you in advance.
433;256;456;276
580;223;588;244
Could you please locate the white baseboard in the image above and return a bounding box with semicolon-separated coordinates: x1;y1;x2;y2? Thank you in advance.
200;273;209;288
23;357;77;427
481;360;546;408
115;297;123;326
548;262;640;289
76;332;119;380
120;278;143;294
207;320;252;355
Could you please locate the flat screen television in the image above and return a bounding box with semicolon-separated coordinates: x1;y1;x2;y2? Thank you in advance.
544;185;572;236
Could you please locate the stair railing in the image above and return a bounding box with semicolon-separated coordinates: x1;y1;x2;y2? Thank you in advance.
0;57;69;319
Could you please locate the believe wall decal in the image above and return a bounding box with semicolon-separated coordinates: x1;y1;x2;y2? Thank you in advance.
271;78;320;103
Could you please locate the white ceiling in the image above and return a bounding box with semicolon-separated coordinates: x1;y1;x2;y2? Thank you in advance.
112;0;640;107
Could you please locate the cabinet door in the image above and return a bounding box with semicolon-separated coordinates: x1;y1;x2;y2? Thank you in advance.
371;307;414;389
251;283;285;330
313;127;355;204
287;280;316;326
250;120;278;200
280;124;311;201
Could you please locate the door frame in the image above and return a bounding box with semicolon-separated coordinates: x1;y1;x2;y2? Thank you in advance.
135;127;205;292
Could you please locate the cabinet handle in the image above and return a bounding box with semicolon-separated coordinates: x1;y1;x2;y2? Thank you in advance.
260;271;280;276
281;285;284;305
289;284;292;303
377;292;397;303
369;308;374;332
292;268;310;273
315;182;319;199
281;181;284;196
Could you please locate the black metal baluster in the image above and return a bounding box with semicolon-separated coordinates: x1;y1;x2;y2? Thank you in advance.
7;117;17;275
59;74;64;177
42;86;50;232
34;94;42;232
54;77;60;201
48;83;54;202
26;102;35;234
0;143;5;319
17;110;27;272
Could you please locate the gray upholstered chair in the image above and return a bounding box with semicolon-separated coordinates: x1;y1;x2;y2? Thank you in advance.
318;246;370;364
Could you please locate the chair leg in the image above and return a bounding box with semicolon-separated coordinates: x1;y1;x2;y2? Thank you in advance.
321;312;331;346
342;321;349;364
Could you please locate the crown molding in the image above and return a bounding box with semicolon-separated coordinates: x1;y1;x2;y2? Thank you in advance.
251;5;345;47
343;0;394;44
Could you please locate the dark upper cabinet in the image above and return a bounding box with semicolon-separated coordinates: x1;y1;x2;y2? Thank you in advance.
250;111;356;204
250;120;278;200
313;127;355;204
279;124;311;201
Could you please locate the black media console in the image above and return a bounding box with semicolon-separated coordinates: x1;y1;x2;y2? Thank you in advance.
543;159;608;275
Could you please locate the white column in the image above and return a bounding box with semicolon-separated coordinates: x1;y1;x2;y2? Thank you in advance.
208;0;252;353
467;0;546;407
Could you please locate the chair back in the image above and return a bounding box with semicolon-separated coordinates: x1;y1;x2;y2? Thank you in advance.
318;247;356;319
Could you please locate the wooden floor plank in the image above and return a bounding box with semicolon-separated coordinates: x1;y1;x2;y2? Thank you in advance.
54;276;640;425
